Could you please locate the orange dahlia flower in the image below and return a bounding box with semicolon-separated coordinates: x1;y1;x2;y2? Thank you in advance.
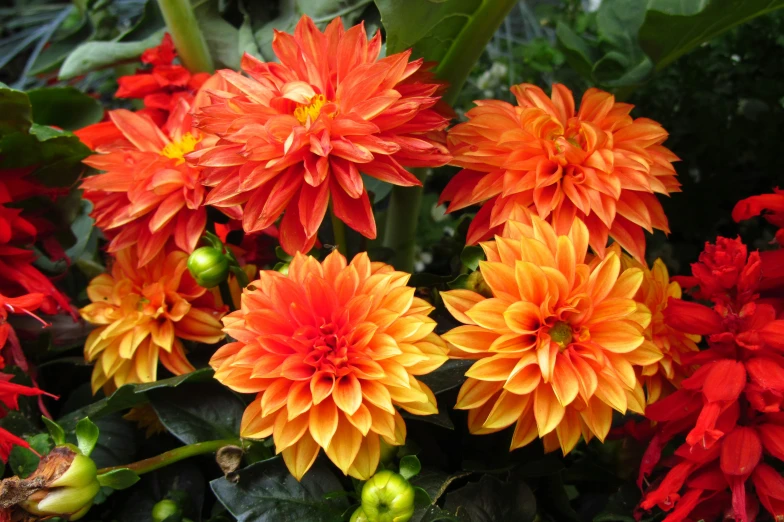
615;249;700;404
441;217;661;454
441;84;680;261
193;15;451;255
78;102;219;267
210;251;448;480
80;248;226;394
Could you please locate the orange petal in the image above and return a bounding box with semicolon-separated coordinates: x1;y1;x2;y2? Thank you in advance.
324;414;363;474
347;434;381;480
309;397;339;449
282;432;320;481
534;384;565;436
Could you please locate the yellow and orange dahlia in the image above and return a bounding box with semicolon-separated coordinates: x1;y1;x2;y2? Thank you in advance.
80;248;226;394
615;249;699;404
440;83;680;262
78;101;224;268
193;15;451;255
210;251;449;480
441;217;661;454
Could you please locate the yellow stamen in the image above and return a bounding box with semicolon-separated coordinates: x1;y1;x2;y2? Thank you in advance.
161;132;201;164
294;94;327;125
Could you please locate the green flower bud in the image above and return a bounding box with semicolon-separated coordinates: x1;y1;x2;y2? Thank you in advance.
350;507;370;522
187;246;230;288
152;499;182;522
360;470;415;522
466;270;492;297
17;446;101;521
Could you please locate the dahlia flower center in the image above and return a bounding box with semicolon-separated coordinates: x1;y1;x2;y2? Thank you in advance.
294;94;327;125
547;321;573;349
301;320;352;370
161;132;201;165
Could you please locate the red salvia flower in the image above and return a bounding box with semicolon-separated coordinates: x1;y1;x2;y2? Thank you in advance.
116;33;210;124
733;187;784;246
638;235;784;522
193;15;451;254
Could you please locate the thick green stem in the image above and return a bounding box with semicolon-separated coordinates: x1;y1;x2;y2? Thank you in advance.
98;439;238;476
330;207;348;256
382;170;425;272
437;0;518;106
156;0;214;73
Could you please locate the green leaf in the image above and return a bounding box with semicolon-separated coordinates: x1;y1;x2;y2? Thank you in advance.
42;416;66;445
149;380;245;445
194;1;241;69
362;174;393;203
59;29;166;80
459;246;484;271
374;0;518;104
75;417;100;457
9;433;52;478
27;87;103;131
410;468;470;507
58;368;214;431
418;359;473;394
210;458;349;522
399;455;421;480
639;0;784;71
443;475;536;522
0;82;32;135
97;468;141;490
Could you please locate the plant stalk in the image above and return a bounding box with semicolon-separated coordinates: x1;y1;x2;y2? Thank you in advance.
218;280;236;311
156;0;214;73
437;0;518;106
330;207;348;256
382;169;426;272
98;439;238;475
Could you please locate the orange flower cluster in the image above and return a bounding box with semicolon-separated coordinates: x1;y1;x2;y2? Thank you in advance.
74;14;699;485
211;251;448;479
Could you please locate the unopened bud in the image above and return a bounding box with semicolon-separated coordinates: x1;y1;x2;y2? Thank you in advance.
152;499;181;522
350;507;370;522
360;470;415;522
12;446;100;521
187;246;230;288
466;271;492;297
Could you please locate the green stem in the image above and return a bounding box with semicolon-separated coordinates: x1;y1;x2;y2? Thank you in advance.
98;439;238;476
331;207;348;256
382;169;426;272
218;280;235;311
156;0;214;73
437;0;518;105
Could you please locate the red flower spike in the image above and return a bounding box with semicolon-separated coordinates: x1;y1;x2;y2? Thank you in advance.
752;463;784;518
733;187;784;245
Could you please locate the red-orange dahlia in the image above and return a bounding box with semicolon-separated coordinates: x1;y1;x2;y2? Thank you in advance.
193;15;451;254
78;102;223;267
441;84;680;261
210;251;449;480
441;217;661;454
80;248;226;394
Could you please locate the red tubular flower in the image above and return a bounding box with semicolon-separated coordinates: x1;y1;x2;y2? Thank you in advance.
193;15;451;254
441;83;680;262
733;187;784;245
0;173;73;317
639;233;784;522
116;33;210;123
0;372;54;462
78;103;219;267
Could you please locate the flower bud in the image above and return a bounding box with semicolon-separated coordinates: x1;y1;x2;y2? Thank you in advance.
152;499;181;522
350;507;370;522
466;271;492;297
360;470;415;522
187;246;230;288
15;446;100;521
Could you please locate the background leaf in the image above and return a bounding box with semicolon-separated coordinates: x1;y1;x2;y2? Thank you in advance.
27;86;103;130
210;458;348;522
149;380;245;445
